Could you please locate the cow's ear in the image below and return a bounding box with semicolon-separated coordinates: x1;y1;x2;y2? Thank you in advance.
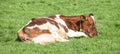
89;13;94;16
81;15;86;21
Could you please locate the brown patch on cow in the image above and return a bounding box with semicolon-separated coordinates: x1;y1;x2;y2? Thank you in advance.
60;15;86;31
65;20;78;31
25;18;47;26
23;27;51;38
25;18;60;29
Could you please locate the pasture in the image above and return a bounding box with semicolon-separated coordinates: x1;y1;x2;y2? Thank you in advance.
0;0;120;54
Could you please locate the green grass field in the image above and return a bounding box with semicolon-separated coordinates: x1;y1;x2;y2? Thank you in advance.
0;0;120;54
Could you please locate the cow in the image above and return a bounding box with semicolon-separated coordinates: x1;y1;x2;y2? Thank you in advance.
17;13;97;45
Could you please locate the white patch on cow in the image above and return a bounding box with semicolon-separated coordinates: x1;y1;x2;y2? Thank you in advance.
27;21;69;42
55;14;68;27
67;29;88;38
18;20;32;32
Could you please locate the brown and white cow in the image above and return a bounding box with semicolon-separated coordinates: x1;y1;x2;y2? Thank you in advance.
17;14;97;44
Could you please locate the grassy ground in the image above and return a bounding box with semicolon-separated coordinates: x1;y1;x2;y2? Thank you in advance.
0;0;120;54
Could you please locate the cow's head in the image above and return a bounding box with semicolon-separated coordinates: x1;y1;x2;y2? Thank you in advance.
80;14;98;37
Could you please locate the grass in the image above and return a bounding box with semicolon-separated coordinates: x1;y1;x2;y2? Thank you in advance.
0;0;120;54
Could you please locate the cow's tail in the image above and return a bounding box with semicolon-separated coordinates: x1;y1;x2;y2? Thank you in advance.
17;28;32;42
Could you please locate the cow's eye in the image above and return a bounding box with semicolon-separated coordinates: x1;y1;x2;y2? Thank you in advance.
90;24;92;25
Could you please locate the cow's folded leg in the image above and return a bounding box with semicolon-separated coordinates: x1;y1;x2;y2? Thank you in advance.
54;35;69;42
67;30;89;38
51;32;69;42
77;32;89;38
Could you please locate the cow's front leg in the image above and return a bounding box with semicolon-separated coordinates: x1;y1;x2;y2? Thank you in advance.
67;29;89;38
